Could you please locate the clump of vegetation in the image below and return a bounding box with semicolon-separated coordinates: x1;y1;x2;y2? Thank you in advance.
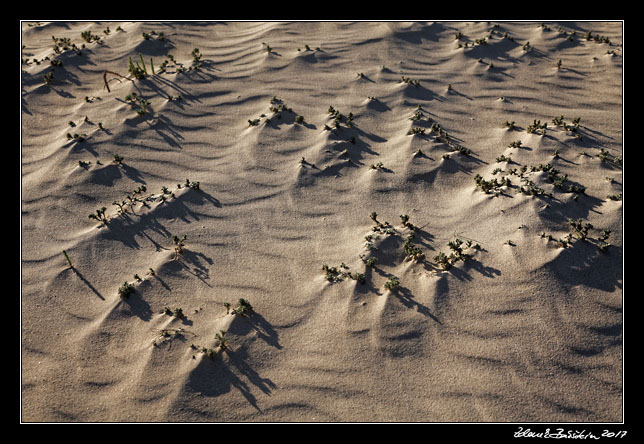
568;218;593;240
400;76;420;87
81;30;102;44
402;232;424;262
384;276;401;291
474;174;510;196
526;119;547;135
124;91;151;115
191;48;202;70
598;149;622;166
66;133;87;143
231;298;254;316
128;54;148;79
433;238;476;270
118;281;135;298
322;264;344;282
89;207;109;225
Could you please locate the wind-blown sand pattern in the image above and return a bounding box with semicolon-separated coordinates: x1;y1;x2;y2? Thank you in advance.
21;21;622;423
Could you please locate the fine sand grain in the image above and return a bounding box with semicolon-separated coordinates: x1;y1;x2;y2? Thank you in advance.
21;21;623;422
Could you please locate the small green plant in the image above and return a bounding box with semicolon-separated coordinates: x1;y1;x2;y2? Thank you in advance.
191;48;202;69
118;281;135;298
349;272;366;284
81;30;101;44
474;174;510;196
384;276;400;291
569;218;593;240
322;264;342;282
231;298;253;316
403;233;424;262
248;119;260;127
365;256;377;267
89;207;108;224
172;234;187;260
400;76;420;87
504;121;516;130
370;162;384;170
526;120;547;135
112;154;124;165
508;140;522;148
128;55;147;79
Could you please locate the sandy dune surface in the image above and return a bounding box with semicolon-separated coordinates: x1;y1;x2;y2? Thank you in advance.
21;21;622;423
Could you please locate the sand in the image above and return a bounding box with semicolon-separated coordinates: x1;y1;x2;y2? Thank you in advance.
21;21;623;423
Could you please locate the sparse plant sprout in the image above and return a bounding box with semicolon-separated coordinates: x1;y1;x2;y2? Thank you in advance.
173;307;185;318
62;250;73;268
508;140;522;148
78;160;91;168
248;119;260;127
215;330;228;351
607;193;622;201
295;115;304;124
504;121;516;130
112;154;124;165
370;162;384;170
148;268;155;276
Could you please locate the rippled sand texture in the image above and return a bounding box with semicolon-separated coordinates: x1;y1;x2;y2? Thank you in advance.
21;21;623;422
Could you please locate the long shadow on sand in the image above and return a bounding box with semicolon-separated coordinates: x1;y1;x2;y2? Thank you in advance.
186;313;280;411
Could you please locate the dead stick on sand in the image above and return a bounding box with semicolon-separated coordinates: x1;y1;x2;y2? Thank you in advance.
103;70;130;93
